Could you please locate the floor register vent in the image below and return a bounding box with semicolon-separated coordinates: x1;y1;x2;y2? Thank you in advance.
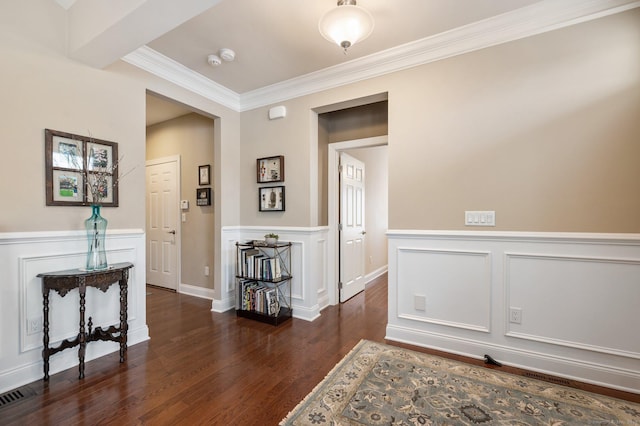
0;386;35;409
524;371;572;386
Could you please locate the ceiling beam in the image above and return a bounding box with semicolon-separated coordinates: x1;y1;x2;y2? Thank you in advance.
67;0;222;69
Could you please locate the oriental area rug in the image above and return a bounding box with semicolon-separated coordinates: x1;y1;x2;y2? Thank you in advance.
280;340;640;425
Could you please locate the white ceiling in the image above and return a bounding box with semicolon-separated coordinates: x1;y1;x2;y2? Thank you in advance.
146;0;540;94
53;0;639;124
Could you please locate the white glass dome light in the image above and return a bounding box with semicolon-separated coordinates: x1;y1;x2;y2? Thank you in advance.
319;0;374;52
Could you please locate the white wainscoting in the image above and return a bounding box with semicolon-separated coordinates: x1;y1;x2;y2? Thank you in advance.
387;230;640;394
217;226;330;321
0;229;148;395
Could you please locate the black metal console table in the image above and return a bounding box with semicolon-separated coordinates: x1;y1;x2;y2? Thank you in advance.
37;262;133;380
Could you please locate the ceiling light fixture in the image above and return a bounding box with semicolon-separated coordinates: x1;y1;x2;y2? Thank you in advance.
318;0;374;53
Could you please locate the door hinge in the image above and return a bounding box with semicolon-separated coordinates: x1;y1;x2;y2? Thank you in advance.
338;223;343;231
338;281;343;290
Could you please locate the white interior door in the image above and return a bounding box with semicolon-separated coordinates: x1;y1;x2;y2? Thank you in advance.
339;152;366;302
146;157;179;290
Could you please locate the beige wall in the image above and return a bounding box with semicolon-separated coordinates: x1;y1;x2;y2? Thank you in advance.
317;102;388;226
1;0;241;299
318;114;330;226
327;102;388;144
240;9;640;233
240;102;314;226
387;9;640;232
0;1;147;232
2;1;638;297
147;113;215;289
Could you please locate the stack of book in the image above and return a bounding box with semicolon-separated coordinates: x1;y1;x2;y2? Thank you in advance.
237;280;281;316
237;247;282;280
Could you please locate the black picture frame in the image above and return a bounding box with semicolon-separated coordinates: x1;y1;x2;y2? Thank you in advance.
257;156;284;183
45;129;119;207
199;164;211;186
196;187;212;206
259;186;285;212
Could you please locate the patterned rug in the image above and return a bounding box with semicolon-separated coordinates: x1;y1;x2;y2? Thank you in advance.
280;340;640;425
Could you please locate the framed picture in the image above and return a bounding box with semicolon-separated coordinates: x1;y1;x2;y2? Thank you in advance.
45;129;119;207
52;170;84;203
87;142;113;171
199;164;211;186
259;186;285;212
51;136;83;170
196;187;212;206
257;155;284;183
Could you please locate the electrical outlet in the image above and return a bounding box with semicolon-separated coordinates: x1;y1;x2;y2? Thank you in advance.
204;266;210;276
27;316;42;335
414;295;426;311
509;308;522;324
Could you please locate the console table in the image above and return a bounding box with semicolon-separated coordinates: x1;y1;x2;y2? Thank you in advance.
37;262;133;380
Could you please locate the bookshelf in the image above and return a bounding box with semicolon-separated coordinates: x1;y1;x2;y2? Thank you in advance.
235;240;292;325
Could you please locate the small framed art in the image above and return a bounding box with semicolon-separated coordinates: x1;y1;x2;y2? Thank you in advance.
199;164;211;186
257;155;284;183
196;187;212;206
259;186;285;212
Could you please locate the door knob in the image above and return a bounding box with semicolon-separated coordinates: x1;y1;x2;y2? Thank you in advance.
361;231;367;235
168;230;176;235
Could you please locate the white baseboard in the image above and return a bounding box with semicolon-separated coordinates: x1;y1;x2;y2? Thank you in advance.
365;265;388;287
292;304;321;322
0;324;150;396
211;296;235;313
179;283;215;300
386;323;640;395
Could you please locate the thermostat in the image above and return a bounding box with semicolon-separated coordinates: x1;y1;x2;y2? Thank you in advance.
180;200;189;210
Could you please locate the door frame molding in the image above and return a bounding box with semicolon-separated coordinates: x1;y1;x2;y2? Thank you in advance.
328;136;387;305
145;155;182;291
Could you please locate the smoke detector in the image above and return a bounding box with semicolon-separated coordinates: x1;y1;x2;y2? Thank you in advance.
207;54;221;67
219;48;235;62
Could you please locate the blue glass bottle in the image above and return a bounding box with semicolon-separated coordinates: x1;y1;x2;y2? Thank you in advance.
85;205;108;270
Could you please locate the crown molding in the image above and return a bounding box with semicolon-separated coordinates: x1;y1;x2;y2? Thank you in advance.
124;0;640;113
122;46;241;112
54;0;77;10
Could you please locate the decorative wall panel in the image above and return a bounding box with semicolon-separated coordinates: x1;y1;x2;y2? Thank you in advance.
397;248;491;332
505;253;640;358
387;231;640;394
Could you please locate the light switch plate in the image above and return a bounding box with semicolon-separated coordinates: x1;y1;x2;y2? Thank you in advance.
465;211;495;226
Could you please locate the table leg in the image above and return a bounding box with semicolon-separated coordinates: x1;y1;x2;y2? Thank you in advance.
42;288;50;381
78;279;86;379
119;270;129;363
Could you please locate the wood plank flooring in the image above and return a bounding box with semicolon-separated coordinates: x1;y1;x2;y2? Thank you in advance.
2;274;637;425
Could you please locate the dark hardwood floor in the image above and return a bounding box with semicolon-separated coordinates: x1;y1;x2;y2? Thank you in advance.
2;274;637;425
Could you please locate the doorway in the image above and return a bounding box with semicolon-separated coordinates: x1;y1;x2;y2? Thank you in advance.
339;151;366;302
145;156;180;290
145;92;217;297
328;136;388;303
